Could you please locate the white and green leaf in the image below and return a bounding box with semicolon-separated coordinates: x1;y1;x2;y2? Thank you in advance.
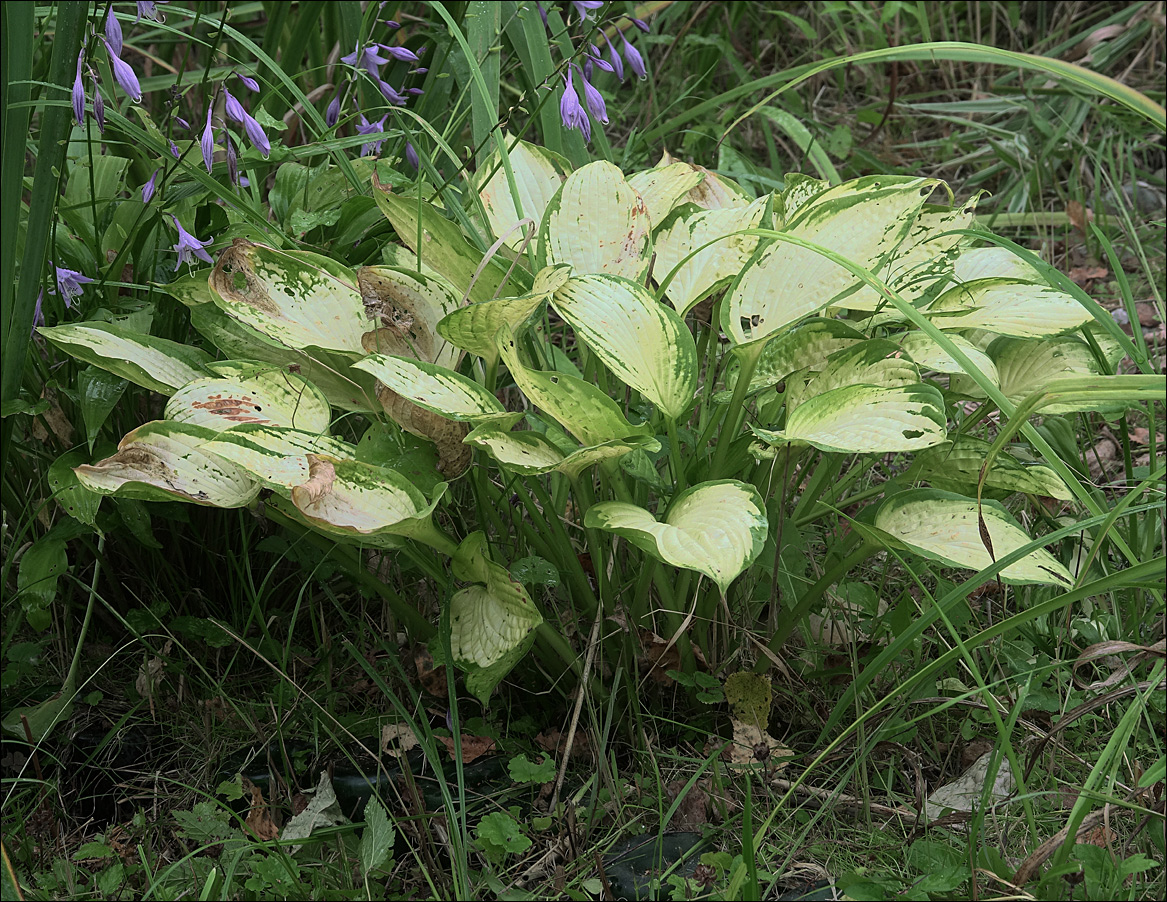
475;134;571;250
627;162;706;229
464;424;657;481
927;278;1091;337
753;383;948;453
165;362;332;433
584;480;768;594
202;426;356;495
551;274;697;419
872;489;1073;586
541;160;652;282
654;197;770;316
357;266;462;369
209;240;368;352
38;321;213;394
723;176;940;346
913;438;1072;501
354;354;509;422
74;420;260;507
786;339;919;412
895;331;1000;386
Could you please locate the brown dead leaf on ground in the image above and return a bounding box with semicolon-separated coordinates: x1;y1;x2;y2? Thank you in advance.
1068;265;1108;285
1066;200;1094;233
535;727;593;761
136;640;173;710
242;778;280;841
666;778;712;831
412;644;446;697
1128;427;1165;445
381;722;420;759
436;734;495;763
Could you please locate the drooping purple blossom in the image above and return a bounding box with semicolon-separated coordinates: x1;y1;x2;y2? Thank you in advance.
200;107;215;172
381;44;420;64
91;78;105;131
105;9;123;58
384;19;401;28
223;89;246;124
235;72;260;92
378;80;406;105
171;216;214;270
48;265;94;308
629;17;650;33
621;32;647;80
136;2;166;23
587;44;614;73
168;139;181;159
570;1;604;24
104;40;142;102
356;113;388;157
223;90;270;157
602;31;624;81
404;141;419;170
576;64;608;126
175;115;191;130
72;53;86;125
31;290;45;334
559;67;590;143
142;169;159;203
342;43;392;79
326;93;341;127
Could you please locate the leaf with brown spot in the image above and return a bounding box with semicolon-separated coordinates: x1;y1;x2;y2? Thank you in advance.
374;382;470;477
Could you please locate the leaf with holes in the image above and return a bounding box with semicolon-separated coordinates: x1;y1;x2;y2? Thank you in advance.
584;480;767;594
723;176;940;347
753;383;947;454
165;362;331;433
357;266;461;369
209;239;368;352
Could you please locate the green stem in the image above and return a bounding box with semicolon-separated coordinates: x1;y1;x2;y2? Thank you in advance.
665;416;686;494
711;344;763;478
767;540;876;656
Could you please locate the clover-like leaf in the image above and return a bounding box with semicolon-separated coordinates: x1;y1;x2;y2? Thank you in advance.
584;480;768;594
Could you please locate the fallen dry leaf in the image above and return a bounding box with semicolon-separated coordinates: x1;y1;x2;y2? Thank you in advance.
436;734;496;764
381;722;420;759
412;644;446;697
535;727;592;761
667;778;712;831
1066;200;1094;233
242;778;280;841
1068;265;1108;285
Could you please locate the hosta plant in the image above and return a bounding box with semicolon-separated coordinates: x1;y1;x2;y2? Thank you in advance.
39;136;1162;701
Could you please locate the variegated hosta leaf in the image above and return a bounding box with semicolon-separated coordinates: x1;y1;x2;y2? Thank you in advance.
74;420;260;507
437;264;571;362
723;176;941;346
914;438;1072;501
785;339;920;412
202;425;356;495
541;160;652;282
38;321;213;394
873;489;1073;586
716;318;866;401
964;336;1115;414
209;239;368;352
496;324;652;447
753;383;948;454
654;197;770;316
894;331;1000;387
354;354;509;422
464;424;658;481
475;134;571;250
371;175;527;304
165;362;332;433
290;454;448;547
447;532;542;701
357;266;461;369
158;270;217;308
658;150;751;210
953;246;1043;283
627;162;706;229
836;197;980;311
551;274;697;419
927;278;1091;337
776;173;830;221
584;480;768;594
